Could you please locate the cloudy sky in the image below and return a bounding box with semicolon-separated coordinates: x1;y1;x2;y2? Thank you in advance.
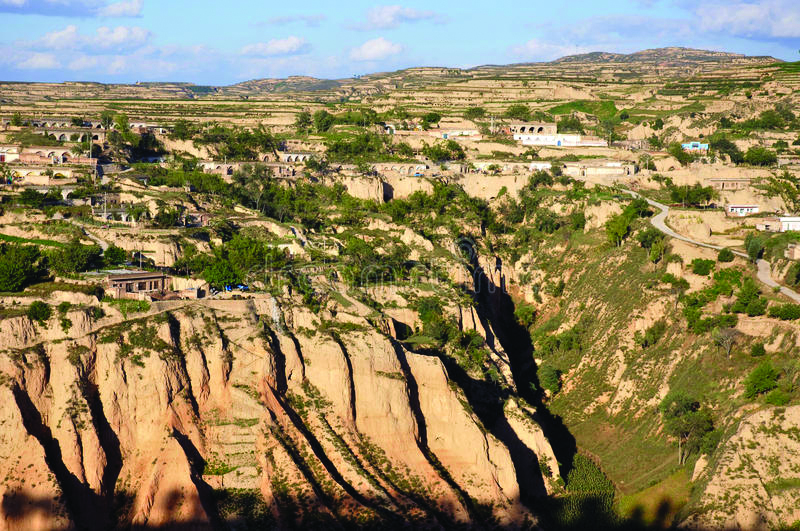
0;0;798;85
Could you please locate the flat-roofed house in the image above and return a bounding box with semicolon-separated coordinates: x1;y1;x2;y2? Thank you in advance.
106;271;170;299
726;204;759;217
707;177;751;191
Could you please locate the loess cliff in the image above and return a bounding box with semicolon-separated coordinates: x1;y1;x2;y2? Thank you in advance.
0;290;557;530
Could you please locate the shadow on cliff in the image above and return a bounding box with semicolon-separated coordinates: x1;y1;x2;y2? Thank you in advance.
457;238;578;481
0;487;759;531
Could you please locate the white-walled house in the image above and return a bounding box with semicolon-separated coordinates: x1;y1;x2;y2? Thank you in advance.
726;205;759;217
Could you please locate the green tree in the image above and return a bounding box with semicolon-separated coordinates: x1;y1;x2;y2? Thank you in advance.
605;214;630;246
463;106;486;120
294;110;312;133
756;170;800;213
104;245;127;266
667;142;694;166
745;362;779;399
152;207;180;229
100;110;115;130
717;248;735;262
744;146;777;166
313;110;334;133
744;233;765;262
203;259;241;289
48;240;103;274
27;301;52;325
18;189;47;209
11;112;23;126
504;104;531;121
538;365;562;395
659;392;715;464
0;244;42;292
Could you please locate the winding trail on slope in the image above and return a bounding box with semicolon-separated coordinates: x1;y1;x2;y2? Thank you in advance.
622;189;800;304
70;220;109;253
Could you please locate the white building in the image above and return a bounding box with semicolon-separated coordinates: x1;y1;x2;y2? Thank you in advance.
529;162;552;172
780;217;800;232
726;205;759;217
514;133;607;147
0;145;20;163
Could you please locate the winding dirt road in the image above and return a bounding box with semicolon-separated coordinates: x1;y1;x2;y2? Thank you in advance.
624;190;800;304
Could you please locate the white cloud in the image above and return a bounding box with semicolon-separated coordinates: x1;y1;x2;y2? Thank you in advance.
17;52;58;69
361;5;442;29
37;24;81;49
32;25;151;52
0;0;142;16
240;36;310;56
264;14;325;27
695;0;800;38
68;55;99;70
108;56;126;73
350;37;403;61
511;39;594;61
95;25;150;49
98;0;142;17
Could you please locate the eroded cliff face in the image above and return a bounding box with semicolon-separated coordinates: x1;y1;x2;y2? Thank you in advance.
0;294;556;530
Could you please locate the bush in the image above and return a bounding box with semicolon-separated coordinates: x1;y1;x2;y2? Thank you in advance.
635;320;667;348
744;362;779;399
514;302;536;329
668;142;694;166
691;259;715;276
104;245;127;265
504;104;531;121
48;240;103;274
463;106;486;120
750;343;766;357
768;303;800;320
27;301;52;325
744;146;777;166
0;244;43;292
765;388;791;406
539;365;562;395
717;248;735;262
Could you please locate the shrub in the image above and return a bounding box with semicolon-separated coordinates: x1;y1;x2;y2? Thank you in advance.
691;259;715;276
515;302;536;329
744;362;778;399
635;320;667;348
765;388;791;406
0;244;43;292
744;146;777;166
744;233;765;261
539;365;562;395
768;303;800;320
750;343;766;357
717;248;735;262
104;245;127;265
27;301;52;325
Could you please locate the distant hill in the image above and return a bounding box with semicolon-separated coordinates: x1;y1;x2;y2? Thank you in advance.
553;47;779;65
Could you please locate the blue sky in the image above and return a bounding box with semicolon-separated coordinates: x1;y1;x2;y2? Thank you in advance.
0;0;798;85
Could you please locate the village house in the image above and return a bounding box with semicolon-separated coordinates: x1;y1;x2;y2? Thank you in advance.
20;147;94;165
0;145;20;163
682;141;709;152
514;132;607;148
758;217;800;232
706;177;751;191
106;270;171;300
505;122;558;135
726;204;759;217
561;160;636;178
785;244;800;260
